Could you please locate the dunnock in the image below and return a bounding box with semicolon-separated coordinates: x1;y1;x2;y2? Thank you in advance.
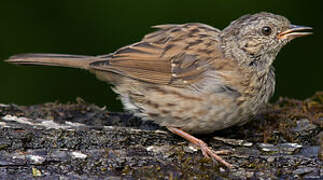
6;12;312;168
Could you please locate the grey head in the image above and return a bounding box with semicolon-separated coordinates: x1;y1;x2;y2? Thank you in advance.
220;12;312;71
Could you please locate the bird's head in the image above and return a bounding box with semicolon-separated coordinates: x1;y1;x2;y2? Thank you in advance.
220;12;312;69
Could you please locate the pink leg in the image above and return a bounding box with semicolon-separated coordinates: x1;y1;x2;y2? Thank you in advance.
167;127;233;169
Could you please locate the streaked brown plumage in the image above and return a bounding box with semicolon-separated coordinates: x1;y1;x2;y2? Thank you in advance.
6;12;312;168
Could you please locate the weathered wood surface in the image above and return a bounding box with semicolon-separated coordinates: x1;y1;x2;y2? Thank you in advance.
0;93;322;179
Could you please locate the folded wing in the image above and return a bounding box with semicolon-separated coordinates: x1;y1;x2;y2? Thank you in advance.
89;23;224;87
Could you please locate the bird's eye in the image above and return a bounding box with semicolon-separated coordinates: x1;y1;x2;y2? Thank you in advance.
261;26;272;36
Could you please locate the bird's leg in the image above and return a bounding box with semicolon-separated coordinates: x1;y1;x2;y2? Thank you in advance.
167;127;233;168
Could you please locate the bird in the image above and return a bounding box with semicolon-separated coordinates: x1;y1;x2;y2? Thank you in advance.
5;12;312;168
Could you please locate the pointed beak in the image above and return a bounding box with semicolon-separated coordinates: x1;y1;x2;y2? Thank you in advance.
278;25;313;40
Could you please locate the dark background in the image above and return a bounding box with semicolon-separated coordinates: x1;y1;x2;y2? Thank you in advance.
1;0;322;111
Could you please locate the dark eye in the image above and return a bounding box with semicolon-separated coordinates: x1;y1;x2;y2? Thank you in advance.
261;26;272;36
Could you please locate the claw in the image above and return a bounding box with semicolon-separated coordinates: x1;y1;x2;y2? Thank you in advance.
200;144;233;169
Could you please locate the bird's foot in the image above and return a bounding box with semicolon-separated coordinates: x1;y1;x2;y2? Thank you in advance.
167;127;233;169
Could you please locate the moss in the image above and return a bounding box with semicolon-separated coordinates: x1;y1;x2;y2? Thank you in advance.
0;144;8;150
261;91;322;143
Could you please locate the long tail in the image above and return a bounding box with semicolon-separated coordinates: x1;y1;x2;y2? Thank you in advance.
5;53;100;69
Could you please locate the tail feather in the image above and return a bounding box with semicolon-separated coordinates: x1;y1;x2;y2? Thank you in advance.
5;53;98;69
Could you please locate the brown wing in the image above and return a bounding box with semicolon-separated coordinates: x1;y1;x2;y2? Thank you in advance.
89;23;223;86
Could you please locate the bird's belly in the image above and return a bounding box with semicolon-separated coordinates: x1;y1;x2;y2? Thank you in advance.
182;97;267;134
117;84;267;135
179;99;250;134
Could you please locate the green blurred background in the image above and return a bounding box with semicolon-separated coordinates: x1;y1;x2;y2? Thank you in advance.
1;0;322;111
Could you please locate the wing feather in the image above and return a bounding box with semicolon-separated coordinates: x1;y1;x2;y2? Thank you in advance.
89;23;223;87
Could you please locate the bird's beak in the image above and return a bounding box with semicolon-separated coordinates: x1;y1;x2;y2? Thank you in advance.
277;25;312;40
